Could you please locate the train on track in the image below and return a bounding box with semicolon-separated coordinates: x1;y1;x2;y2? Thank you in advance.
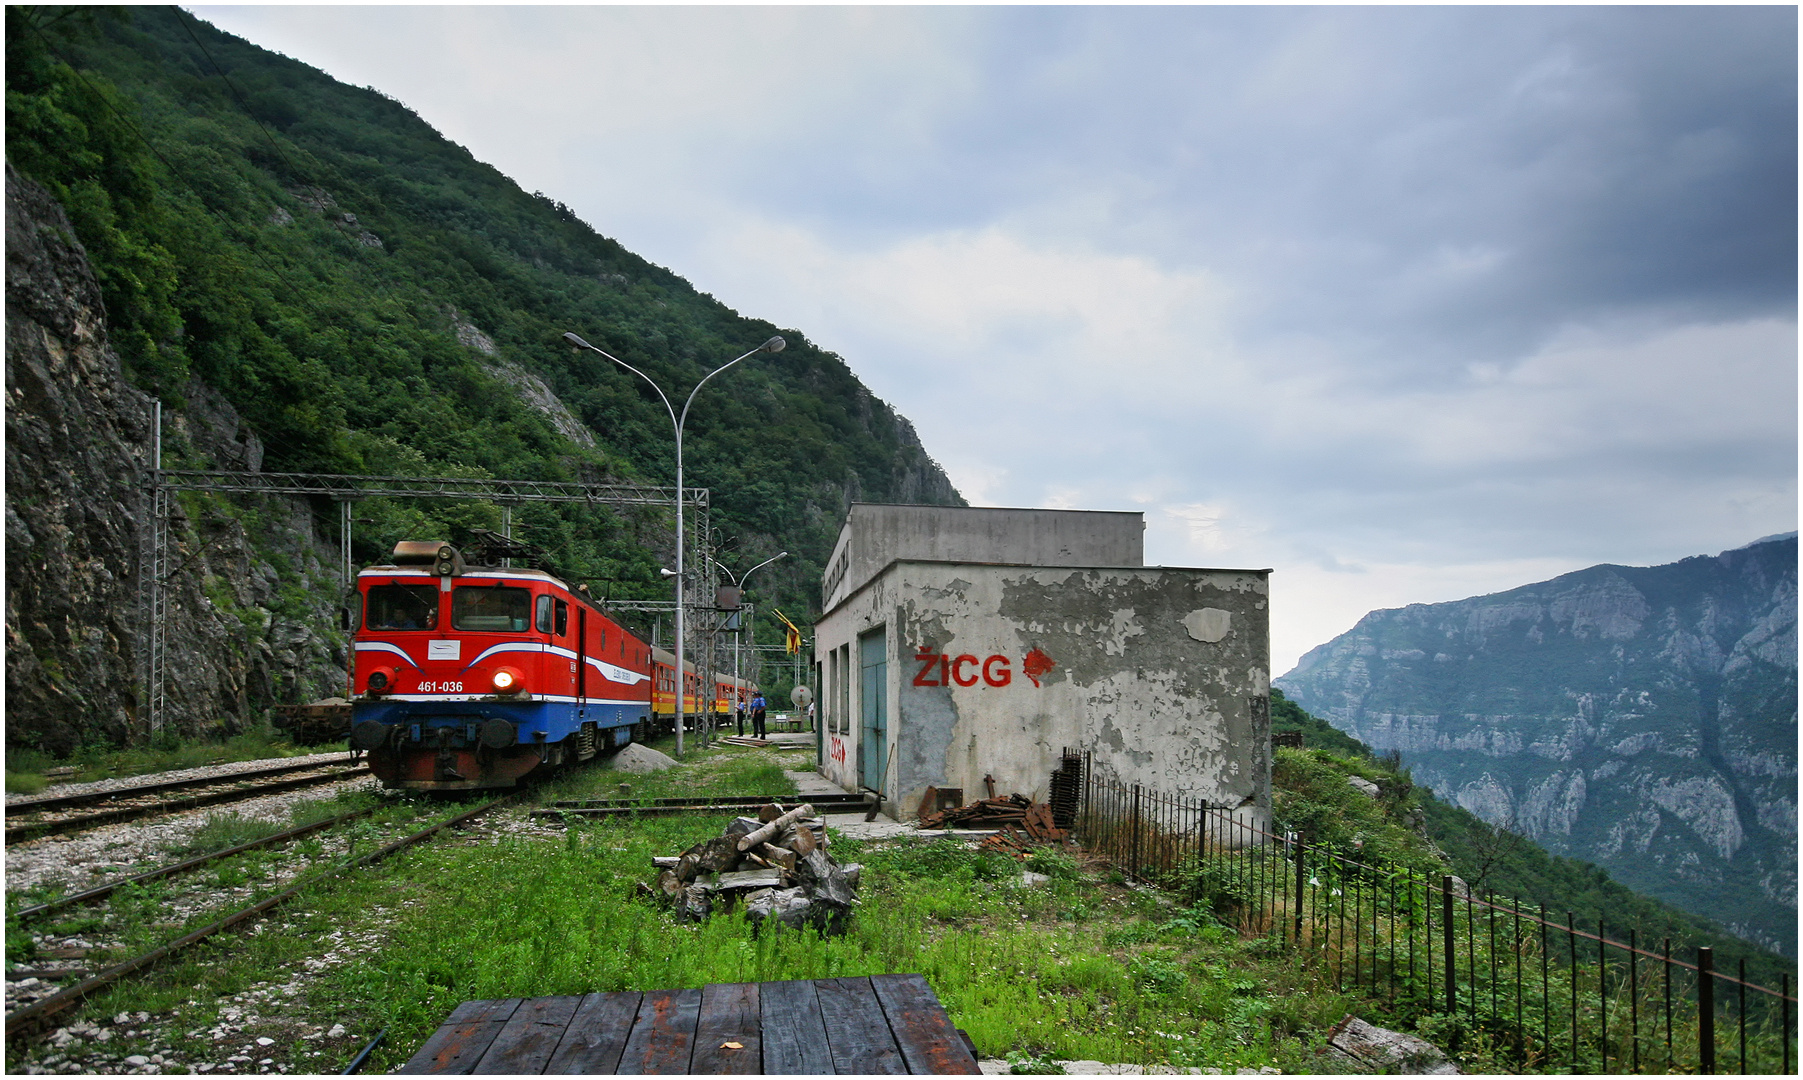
348;541;756;791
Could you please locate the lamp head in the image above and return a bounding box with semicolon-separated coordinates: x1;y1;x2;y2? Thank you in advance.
562;332;591;349
660;567;679;579
762;336;785;353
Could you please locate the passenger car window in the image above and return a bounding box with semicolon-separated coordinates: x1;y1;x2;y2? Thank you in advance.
366;584;438;631
452;586;531;632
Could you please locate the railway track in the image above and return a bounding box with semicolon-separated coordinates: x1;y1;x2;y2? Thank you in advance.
4;759;371;845
9;807;378;926
530;791;874;820
4;796;510;1037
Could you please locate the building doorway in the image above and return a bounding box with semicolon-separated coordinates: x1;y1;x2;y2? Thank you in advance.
858;627;887;794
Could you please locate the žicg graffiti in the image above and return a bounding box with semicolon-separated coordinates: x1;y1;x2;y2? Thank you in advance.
911;647;1057;688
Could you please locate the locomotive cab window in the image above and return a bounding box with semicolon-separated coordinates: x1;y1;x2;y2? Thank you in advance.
535;595;554;634
452;585;531;632
366;584;438;631
555;600;568;636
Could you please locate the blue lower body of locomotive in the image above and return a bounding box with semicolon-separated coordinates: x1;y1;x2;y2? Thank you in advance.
352;697;643;748
352;697;649;789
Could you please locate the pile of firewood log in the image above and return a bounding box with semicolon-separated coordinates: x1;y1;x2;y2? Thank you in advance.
648;802;860;932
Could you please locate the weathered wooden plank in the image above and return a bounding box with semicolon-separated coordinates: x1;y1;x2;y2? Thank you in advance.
870;973;980;1075
397;1000;522;1074
544;991;643;1075
444;998;523;1026
815;976;905;1074
615;987;703;1074
689;982;761;1075
470;995;582;1074
757;979;834;1075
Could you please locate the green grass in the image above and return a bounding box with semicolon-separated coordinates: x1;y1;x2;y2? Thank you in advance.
298;819;1359;1073
19;743;1786;1076
539;740;800;805
3;727;345;791
5;771;49;795
3;749;1361;1075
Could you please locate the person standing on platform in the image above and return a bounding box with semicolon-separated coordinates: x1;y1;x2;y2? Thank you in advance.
751;692;767;739
735;699;746;737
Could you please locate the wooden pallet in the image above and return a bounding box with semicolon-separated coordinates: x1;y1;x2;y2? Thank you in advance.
397;973;978;1074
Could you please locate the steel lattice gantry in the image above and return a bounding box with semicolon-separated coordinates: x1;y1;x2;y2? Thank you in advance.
138;466;707;739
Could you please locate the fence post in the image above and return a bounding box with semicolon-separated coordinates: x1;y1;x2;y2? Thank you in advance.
1442;876;1457;1018
1130;783;1141;881
1194;803;1206;906
1294;836;1306;943
1697;946;1714;1074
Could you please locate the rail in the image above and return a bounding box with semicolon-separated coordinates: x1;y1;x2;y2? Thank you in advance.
4;797;509;1036
4;764;370;844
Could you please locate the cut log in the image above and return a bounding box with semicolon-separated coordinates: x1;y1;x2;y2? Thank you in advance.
758;843;797;871
694;835;744;873
917;786;939;820
756;802;786;823
675;852;702;883
657;869;683;900
724;816;763;839
716;869;784;891
735;803;814;851
786;824;818;857
652;856;680;869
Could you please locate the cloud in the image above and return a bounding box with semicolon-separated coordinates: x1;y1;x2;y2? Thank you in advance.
190;4;1797;675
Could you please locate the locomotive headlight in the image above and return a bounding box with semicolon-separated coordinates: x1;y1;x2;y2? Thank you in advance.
491;667;525;695
366;668;392;694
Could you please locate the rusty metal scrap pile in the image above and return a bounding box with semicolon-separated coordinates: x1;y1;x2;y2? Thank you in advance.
647;801;859;932
915;791;1071;856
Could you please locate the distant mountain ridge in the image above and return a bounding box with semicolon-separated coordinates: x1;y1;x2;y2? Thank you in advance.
1277;536;1797;955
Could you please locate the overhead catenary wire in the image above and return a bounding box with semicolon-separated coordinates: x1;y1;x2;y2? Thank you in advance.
170;5;310;184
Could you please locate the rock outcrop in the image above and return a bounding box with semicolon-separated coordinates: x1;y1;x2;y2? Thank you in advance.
1278;537;1797;956
6;164;346;753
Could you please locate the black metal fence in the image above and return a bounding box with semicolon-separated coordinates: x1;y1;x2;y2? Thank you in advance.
1073;753;1796;1074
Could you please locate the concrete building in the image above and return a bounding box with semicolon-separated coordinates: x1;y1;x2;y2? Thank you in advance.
813;504;1272;831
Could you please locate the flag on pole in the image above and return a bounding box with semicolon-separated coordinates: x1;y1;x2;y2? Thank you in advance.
772;608;805;655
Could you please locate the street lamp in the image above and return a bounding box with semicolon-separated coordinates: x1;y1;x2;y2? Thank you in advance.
710;551;788;733
562;331;785;756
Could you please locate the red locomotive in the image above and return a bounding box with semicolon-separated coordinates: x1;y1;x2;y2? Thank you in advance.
348;541;754;790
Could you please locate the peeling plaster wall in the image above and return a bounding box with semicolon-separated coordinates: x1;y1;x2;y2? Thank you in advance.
823;504;1143;610
816;560;1271;831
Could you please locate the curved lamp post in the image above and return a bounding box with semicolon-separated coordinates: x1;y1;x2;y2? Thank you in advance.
562;331;785;756
710;551;788;724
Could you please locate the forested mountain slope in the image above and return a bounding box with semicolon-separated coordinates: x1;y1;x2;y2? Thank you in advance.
1269;688;1793;987
1277;536;1798;956
5;6;960;750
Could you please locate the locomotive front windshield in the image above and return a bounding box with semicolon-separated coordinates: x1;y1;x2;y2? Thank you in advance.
365;584;439;631
453;585;532;632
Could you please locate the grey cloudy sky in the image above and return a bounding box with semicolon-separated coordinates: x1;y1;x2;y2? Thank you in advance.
194;4;1797;673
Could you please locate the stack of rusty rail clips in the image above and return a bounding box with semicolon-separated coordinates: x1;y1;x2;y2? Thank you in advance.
915;790;1069;856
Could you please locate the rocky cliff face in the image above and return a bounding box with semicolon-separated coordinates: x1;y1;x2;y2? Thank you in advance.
6;164;346;753
1277;537;1798;956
